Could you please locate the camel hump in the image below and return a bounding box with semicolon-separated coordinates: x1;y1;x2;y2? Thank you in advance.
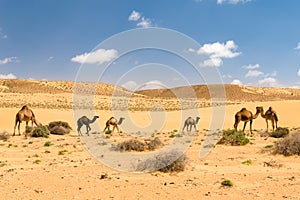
21;105;29;110
240;108;247;111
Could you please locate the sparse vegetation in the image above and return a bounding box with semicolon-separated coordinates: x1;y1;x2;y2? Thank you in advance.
44;150;51;154
58;150;68;155
264;144;274;149
147;137;163;151
114;138;164;152
269;127;289;138
241;159;252;165
221;179;233;187
44;141;53;147
33;159;41;164
48;121;72;135
218;129;250;146
273;133;300;156
137;151;188;173
115;139;147;152
105;130;112;134
30;126;50;138
0;131;10;141
25;126;33;134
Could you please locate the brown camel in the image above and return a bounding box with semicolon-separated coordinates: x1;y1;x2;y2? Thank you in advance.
13;105;42;136
103;117;125;133
233;107;263;134
260;107;278;132
77;116;99;136
182;116;200;132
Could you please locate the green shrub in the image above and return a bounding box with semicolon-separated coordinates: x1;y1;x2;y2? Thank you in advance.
273;133;300;156
218;129;249;146
105;130;112;134
30;126;50;138
221;179;233;187
25;126;33;134
44;141;52;147
270;127;289;138
241;159;252;165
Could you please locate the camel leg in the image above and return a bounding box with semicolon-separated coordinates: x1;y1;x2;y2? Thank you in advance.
234;119;240;132
18;122;21;136
194;124;197;132
249;120;253;135
242;122;247;132
271;120;275;132
266;119;269;132
112;125;116;133
13;122;18;136
182;123;187;132
116;125;120;133
86;125;91;136
77;124;83;136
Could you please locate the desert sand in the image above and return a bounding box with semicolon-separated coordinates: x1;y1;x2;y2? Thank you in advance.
0;80;300;199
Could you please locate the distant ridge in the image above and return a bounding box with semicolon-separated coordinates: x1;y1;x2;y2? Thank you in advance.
1;79;300;102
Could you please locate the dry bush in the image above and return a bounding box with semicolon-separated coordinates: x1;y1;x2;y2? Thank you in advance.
137;150;188;173
48;121;72;135
269;127;289;138
30;126;50;138
115;139;147;152
147;137;163;151
273;133;300;156
0;131;10;141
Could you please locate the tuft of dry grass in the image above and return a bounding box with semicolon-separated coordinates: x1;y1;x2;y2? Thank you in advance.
30;126;50;138
146;137;163;151
218;129;249;146
48;121;72;135
115;139;147;152
137;150;188;173
0;131;10;141
269;127;289;138
273;133;300;156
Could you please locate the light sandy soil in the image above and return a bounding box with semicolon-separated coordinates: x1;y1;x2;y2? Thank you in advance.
0;101;300;199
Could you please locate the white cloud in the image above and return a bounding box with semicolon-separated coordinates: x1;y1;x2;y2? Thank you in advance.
298;69;300;76
0;28;7;39
121;81;138;91
295;42;300;50
243;64;260;69
128;10;152;28
136;17;152;28
197;40;241;67
0;73;17;79
47;56;54;61
71;49;118;64
139;80;165;90
217;0;253;4
258;77;277;87
0;57;18;65
231;79;243;85
245;70;264;78
188;48;196;53
128;11;141;21
200;57;223;67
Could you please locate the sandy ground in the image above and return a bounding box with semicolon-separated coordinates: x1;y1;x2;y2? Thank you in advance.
0;100;300;199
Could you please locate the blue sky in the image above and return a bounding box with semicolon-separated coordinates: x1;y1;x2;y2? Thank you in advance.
0;0;300;89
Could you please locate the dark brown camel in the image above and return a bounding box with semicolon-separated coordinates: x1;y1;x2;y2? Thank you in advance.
233;107;263;134
182;116;200;132
77;116;99;136
103;117;125;133
13;105;42;136
260;107;278;132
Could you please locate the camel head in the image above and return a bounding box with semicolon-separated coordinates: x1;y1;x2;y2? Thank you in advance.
196;117;200;123
256;106;264;114
118;117;125;125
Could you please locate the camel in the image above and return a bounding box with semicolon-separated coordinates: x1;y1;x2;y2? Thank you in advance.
13;105;42;136
260;107;278;132
233;107;263;134
103;117;125;133
77;116;99;136
182;117;200;132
